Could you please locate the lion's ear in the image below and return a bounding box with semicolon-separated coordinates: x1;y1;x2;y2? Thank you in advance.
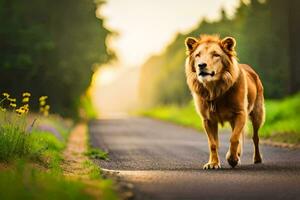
221;37;236;52
185;37;198;52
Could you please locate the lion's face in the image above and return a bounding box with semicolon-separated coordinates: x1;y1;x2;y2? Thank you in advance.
192;42;225;83
185;35;236;84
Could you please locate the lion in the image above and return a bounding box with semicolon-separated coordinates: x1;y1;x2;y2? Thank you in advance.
184;35;265;169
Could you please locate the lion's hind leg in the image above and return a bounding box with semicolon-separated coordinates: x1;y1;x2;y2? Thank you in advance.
249;95;265;164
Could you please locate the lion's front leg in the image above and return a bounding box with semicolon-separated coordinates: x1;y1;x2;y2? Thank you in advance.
227;112;247;168
203;119;220;169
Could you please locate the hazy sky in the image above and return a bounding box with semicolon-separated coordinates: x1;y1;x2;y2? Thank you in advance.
100;0;240;67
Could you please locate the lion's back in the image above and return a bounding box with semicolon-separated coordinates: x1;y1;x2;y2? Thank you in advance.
240;64;264;112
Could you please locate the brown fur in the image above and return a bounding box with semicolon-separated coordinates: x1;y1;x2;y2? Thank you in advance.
185;35;265;169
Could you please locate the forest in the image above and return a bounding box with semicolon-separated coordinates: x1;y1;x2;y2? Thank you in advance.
0;0;114;117
139;0;300;107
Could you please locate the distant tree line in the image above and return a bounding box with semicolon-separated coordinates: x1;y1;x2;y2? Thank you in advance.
139;0;300;107
0;0;114;117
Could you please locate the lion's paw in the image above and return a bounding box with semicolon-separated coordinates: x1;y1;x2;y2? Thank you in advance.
203;162;221;170
226;152;240;168
254;154;262;164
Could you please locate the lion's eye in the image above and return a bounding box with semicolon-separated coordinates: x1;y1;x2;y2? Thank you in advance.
195;53;200;57
213;53;220;58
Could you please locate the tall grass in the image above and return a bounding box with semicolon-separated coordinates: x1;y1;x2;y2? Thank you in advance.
0;119;66;168
0;123;30;162
0;92;119;199
0;162;93;200
0;92;57;163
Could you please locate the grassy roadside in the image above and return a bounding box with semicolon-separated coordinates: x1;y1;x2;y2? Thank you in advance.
260;93;300;144
141;102;204;131
0;114;92;199
140;93;300;144
62;123;119;200
0;114;119;200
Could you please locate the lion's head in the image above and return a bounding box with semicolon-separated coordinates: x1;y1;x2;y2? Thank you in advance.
185;35;240;100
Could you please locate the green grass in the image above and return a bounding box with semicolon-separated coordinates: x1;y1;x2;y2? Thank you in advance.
141;102;203;130
79;94;98;120
30;130;65;173
82;159;102;179
260;93;300;143
0;117;66;174
0;123;31;162
82;127;119;200
0;160;119;200
0;161;93;200
85;148;108;160
0;115;93;199
0;117;119;200
140;93;300;144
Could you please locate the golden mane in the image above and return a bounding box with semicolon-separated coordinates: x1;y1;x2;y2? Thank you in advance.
198;34;221;44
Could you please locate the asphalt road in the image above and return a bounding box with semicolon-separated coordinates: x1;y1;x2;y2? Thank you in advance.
89;117;300;200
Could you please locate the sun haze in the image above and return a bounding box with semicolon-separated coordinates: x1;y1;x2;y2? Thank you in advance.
100;0;239;67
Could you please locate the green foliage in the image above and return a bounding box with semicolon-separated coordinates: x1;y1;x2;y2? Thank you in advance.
84;148;108;160
0;115;66;170
260;93;300;143
82;159;102;179
140;102;203;130
0;163;93;200
0;122;31;162
0;0;114;117
85;123;108;160
30;130;65;173
79;93;98;120
139;0;297;107
98;179;120;200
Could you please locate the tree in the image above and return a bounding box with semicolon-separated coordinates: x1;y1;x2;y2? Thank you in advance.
288;0;300;94
0;0;114;117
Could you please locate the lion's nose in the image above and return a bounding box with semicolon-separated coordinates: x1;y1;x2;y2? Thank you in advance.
198;63;207;69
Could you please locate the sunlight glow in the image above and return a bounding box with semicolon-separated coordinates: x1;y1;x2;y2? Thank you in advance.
94;67;117;87
100;0;240;67
92;0;240;116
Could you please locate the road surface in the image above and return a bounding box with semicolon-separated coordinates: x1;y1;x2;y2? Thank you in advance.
89;117;300;200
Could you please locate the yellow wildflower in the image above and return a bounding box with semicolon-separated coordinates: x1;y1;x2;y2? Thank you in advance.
16;104;29;115
10;103;17;108
8;98;16;102
22;97;29;103
0;107;6;112
2;92;9;98
16;108;25;114
16;108;27;116
22;92;31;97
39;96;48;101
40;101;46;106
45;105;50;110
